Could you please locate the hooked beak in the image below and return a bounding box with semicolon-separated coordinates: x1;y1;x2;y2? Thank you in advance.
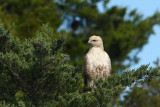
88;40;91;44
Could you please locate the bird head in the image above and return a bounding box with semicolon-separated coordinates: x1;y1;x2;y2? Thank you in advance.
88;35;104;50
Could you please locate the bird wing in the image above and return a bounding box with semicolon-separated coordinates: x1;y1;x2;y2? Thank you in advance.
82;55;89;86
104;51;111;72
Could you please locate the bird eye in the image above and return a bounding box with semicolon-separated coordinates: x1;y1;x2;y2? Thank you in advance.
92;40;96;42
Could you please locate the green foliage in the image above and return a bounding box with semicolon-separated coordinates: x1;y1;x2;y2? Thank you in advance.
0;0;160;106
42;65;159;107
0;0;61;39
0;100;27;107
0;101;16;107
115;59;160;107
0;23;160;107
117;77;160;107
0;24;80;106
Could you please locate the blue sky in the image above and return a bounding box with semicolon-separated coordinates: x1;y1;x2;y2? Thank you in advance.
108;0;160;69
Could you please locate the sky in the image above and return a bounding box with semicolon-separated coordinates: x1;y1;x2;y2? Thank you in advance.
107;0;160;69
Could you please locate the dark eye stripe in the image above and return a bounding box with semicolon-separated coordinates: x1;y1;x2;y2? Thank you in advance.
92;40;96;41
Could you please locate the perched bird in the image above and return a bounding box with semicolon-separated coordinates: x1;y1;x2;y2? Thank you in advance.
82;35;111;88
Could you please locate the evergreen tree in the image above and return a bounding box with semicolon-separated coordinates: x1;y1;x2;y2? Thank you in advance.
0;0;160;106
117;77;160;107
0;24;159;107
115;59;160;107
0;0;61;39
0;24;80;106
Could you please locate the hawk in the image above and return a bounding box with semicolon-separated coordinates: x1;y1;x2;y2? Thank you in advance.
82;35;111;88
